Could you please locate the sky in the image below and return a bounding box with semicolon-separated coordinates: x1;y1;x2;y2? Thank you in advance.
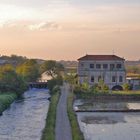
0;0;140;60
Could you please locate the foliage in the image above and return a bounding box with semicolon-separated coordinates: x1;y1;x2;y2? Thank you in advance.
0;54;27;66
112;90;140;95
40;60;64;78
81;82;90;91
64;73;77;85
74;80;109;96
126;66;140;74
41;90;60;140
0;93;17;114
47;76;63;91
64;73;78;92
98;79;109;91
123;83;131;91
16;59;40;82
0;65;27;95
67;92;84;140
90;84;99;93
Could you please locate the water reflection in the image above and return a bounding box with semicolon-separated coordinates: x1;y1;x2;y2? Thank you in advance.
78;112;140;140
0;89;50;140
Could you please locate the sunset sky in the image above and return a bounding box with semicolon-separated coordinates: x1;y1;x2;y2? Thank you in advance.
0;0;140;60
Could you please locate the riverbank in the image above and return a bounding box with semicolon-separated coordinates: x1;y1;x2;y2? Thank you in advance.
41;90;60;140
75;90;140;100
74;90;140;113
67;92;84;140
0;93;17;114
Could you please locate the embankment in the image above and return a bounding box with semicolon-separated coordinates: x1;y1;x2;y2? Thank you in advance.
0;93;17;114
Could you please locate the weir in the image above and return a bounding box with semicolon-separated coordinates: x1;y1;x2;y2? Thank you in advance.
29;79;48;89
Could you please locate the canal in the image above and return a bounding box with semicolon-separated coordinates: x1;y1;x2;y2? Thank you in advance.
0;89;50;140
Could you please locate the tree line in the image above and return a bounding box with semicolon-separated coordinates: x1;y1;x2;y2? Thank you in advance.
0;57;64;96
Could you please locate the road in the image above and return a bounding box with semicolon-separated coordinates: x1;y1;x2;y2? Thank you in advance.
55;83;72;140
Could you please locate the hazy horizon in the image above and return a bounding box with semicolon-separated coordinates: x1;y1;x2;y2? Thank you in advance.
0;0;140;60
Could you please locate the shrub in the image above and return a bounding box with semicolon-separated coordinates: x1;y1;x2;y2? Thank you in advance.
123;83;131;91
47;76;63;91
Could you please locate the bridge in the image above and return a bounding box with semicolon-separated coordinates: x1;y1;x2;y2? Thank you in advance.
29;79;48;89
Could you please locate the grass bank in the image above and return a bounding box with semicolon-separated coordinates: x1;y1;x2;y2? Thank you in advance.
0;93;17;114
75;90;140;100
112;90;140;95
67;92;84;140
41;91;60;140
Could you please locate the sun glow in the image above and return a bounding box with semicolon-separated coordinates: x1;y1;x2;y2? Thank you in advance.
0;0;140;60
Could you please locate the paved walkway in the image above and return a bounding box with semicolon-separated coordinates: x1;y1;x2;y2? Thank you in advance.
55;83;72;140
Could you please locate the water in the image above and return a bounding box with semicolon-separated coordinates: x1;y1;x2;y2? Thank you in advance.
0;89;50;140
77;112;140;140
76;99;140;140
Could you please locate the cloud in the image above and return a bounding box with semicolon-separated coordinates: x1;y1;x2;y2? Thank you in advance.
28;22;62;31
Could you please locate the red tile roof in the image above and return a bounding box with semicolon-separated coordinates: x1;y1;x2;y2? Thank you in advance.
78;55;125;61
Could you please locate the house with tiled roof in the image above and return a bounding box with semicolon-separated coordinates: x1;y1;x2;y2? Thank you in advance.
77;54;126;90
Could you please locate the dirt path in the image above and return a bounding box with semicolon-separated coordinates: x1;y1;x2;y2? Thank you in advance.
55;83;72;140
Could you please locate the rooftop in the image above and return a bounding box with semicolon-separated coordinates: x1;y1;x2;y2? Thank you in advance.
78;55;125;61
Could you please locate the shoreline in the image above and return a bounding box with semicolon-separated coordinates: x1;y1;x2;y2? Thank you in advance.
0;93;17;115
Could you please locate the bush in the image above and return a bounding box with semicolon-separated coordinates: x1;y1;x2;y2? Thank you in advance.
52;85;61;94
0;93;17;114
47;76;63;91
81;82;90;92
74;82;109;96
123;83;131;91
0;65;28;96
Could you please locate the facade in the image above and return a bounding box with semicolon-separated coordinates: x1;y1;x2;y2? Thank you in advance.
77;55;126;90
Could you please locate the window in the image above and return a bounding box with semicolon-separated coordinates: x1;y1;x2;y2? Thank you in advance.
116;64;122;69
110;64;115;70
96;64;101;69
103;64;108;69
91;76;94;82
90;64;94;69
112;76;116;82
119;76;123;82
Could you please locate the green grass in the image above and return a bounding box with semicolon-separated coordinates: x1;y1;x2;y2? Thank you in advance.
0;93;17;114
67;92;84;140
112;90;140;95
41;91;60;140
75;90;140;99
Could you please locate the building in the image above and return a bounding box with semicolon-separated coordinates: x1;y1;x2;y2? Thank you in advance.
77;55;126;90
126;74;140;90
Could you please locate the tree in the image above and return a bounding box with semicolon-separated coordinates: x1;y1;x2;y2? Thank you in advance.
47;76;63;91
40;60;64;78
123;83;131;91
126;66;140;74
0;54;27;66
0;64;27;95
16;59;40;82
64;73;78;92
98;79;109;92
